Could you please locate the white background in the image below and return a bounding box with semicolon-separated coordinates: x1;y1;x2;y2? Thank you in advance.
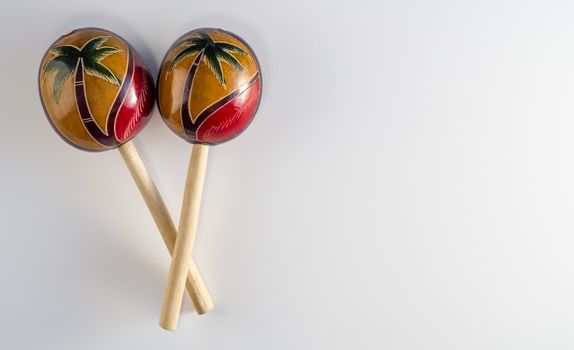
2;0;574;348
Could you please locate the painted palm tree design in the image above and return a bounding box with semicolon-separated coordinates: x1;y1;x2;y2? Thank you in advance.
43;36;135;146
167;31;248;137
43;36;121;102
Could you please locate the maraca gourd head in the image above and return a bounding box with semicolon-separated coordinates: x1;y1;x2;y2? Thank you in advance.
157;28;261;145
39;28;155;152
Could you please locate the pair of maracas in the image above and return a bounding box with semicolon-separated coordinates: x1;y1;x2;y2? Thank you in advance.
38;27;261;330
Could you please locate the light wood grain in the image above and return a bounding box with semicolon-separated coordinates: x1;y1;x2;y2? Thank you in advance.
159;144;209;330
118;141;213;316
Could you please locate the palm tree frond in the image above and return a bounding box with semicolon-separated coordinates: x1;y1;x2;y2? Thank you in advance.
81;36;111;54
214;46;244;71
203;46;225;86
50;45;81;57
167;45;203;72
216;42;248;56
43;55;77;79
43;56;77;102
175;36;207;48
88;46;121;61
53;66;75;102
82;60;121;86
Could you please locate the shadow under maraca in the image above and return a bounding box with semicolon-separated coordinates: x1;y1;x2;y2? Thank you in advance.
72;222;172;312
9;219;173;347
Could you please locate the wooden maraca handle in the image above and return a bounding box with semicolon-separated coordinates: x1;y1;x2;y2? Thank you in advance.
118;141;213;315
160;144;209;330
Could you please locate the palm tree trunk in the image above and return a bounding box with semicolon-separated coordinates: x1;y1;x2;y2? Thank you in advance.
181;51;204;140
75;59;113;146
75;49;135;147
107;48;135;140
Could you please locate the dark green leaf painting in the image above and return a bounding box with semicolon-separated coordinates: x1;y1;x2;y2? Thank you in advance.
167;31;248;87
42;36;122;102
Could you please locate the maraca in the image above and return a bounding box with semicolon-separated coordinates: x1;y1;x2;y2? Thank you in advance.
157;28;262;330
38;27;213;314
